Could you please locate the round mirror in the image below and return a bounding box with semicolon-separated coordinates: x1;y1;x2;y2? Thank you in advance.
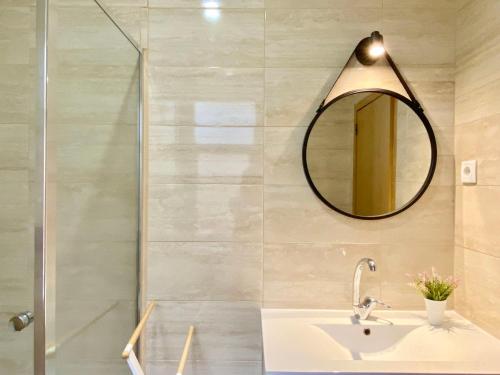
303;90;437;219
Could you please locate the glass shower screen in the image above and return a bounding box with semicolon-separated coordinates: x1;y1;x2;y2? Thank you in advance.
45;1;141;374
0;0;141;374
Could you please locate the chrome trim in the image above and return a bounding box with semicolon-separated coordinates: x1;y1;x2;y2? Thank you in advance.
352;258;377;320
10;311;35;332
136;51;144;359
93;0;142;54
34;0;48;373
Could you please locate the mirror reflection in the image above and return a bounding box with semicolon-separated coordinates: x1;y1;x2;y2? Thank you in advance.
305;92;433;217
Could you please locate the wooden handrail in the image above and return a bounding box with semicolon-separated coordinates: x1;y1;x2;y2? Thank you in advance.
122;301;156;359
176;325;195;375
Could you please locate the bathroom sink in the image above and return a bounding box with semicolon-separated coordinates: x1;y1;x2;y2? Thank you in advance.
315;321;418;354
261;309;500;374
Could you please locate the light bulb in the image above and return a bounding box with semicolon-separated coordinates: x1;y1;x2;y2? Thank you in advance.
368;43;385;58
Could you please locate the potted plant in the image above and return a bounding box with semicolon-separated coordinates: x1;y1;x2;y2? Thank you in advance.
409;268;459;326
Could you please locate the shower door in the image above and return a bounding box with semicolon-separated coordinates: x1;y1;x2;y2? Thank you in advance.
45;1;141;374
0;1;38;373
0;0;141;374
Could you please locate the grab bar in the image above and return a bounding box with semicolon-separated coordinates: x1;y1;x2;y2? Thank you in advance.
176;325;195;375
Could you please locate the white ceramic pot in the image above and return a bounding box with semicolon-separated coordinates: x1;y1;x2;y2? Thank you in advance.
425;298;447;325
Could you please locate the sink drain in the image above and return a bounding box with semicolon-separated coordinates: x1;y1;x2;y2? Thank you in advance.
363;328;371;336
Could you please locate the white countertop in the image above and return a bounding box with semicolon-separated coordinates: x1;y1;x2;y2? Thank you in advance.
261;309;500;374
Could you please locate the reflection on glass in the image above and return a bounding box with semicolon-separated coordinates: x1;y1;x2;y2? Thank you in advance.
45;2;140;374
305;92;432;217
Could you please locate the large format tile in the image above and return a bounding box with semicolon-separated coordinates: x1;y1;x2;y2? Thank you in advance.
148;242;262;301
265;68;338;127
459;186;500;258
382;0;456;8
148;184;263;242
455;115;500;186
55;241;137;301
266;0;382;8
263;243;381;309
264;127;306;186
455;77;500;125
149;9;264;67
149;0;264;8
146;361;262;375
456;0;500;66
149;125;263;184
150;67;264;126
264;185;453;245
51;299;136;362
0;66;35;125
146;301;262;362
455;246;500;339
265;8;381;68
49;64;139;126
382;8;455;65
378;243;454;309
0;6;34;65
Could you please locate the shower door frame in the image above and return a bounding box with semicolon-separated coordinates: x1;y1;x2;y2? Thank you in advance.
33;0;144;373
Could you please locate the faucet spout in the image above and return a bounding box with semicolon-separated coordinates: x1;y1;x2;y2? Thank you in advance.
353;258;377;319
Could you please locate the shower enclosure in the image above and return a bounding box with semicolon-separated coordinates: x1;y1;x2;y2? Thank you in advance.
0;0;142;374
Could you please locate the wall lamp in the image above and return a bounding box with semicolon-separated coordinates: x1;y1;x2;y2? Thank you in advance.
355;31;386;65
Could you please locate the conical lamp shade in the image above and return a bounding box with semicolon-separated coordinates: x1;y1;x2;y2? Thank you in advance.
323;52;412;108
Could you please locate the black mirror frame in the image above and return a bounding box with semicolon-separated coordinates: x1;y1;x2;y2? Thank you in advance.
302;88;437;220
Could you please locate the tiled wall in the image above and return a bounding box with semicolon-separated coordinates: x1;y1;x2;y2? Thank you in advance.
105;1;456;374
454;0;500;339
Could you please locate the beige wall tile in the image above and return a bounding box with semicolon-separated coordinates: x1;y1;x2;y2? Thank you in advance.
455;78;500;125
455;115;500;186
56;181;137;242
146;361;262;375
52;300;136;362
0;66;35;124
107;6;148;47
149;125;263;184
264;126;306;186
148;184;263;242
455;43;500;99
150;67;264;126
140;2;459;373
263;243;381;309
266;0;382;8
454;0;500;339
379;243;454;309
383;0;456;8
264;185;453;244
148;242;262;301
56;241;137;300
145;301;262;361
455;246;500;338
265;8;382;68
149;9;264;67
456;0;500;65
460;186;500;258
265;68;338;127
0;6;34;65
382;8;455;65
149;0;264;8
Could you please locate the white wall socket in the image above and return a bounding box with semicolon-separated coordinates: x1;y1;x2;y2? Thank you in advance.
461;160;477;184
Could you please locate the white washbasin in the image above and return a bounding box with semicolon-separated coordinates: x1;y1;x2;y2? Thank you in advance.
261;309;500;374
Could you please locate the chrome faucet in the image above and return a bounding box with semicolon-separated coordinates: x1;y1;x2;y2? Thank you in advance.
352;258;390;320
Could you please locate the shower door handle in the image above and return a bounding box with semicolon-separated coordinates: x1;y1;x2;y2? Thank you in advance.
9;311;34;331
